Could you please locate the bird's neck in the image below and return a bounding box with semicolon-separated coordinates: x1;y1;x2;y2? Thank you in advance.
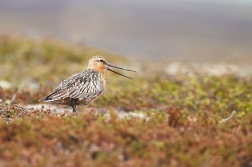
88;67;105;76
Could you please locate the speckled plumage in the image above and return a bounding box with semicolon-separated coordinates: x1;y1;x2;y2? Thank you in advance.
43;68;105;105
40;55;135;114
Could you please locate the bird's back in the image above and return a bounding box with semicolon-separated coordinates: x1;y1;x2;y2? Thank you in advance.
42;68;105;106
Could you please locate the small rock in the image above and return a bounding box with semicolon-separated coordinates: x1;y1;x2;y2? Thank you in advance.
0;80;12;89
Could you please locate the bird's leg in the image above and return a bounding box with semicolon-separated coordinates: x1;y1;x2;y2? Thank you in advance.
70;99;77;114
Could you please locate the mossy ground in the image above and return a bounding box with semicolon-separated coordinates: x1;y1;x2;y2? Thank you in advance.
0;35;251;167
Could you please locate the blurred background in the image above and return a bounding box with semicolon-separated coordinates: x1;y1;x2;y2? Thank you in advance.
0;0;252;62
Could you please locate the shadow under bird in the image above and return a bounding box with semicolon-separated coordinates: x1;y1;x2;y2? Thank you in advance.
40;55;136;114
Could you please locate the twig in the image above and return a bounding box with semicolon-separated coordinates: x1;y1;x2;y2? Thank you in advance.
8;92;17;105
219;110;236;123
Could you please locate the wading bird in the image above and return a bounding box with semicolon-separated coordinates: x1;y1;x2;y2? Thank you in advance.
40;56;135;114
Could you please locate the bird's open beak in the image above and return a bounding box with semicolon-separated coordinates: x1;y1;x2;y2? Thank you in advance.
106;63;136;79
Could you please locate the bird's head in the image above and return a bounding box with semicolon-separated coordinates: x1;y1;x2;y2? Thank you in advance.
88;55;136;79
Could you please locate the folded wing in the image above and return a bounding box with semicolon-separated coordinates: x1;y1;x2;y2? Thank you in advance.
42;69;104;103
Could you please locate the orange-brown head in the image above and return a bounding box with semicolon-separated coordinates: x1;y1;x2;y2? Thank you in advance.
87;55;136;79
87;56;107;75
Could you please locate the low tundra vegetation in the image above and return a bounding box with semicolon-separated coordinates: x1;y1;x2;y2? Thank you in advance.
0;35;251;167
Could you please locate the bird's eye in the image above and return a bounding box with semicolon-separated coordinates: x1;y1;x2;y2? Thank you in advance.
99;59;103;62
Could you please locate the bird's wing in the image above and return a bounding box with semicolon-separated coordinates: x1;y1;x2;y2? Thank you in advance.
43;69;104;102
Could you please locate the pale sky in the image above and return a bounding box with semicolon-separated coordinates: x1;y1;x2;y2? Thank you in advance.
1;0;252;62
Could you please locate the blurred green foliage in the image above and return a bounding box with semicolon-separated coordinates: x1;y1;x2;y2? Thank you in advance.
0;35;126;84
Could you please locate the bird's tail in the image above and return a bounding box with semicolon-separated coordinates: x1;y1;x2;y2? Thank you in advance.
38;94;53;102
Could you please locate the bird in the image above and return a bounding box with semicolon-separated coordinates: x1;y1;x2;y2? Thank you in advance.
40;55;136;114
